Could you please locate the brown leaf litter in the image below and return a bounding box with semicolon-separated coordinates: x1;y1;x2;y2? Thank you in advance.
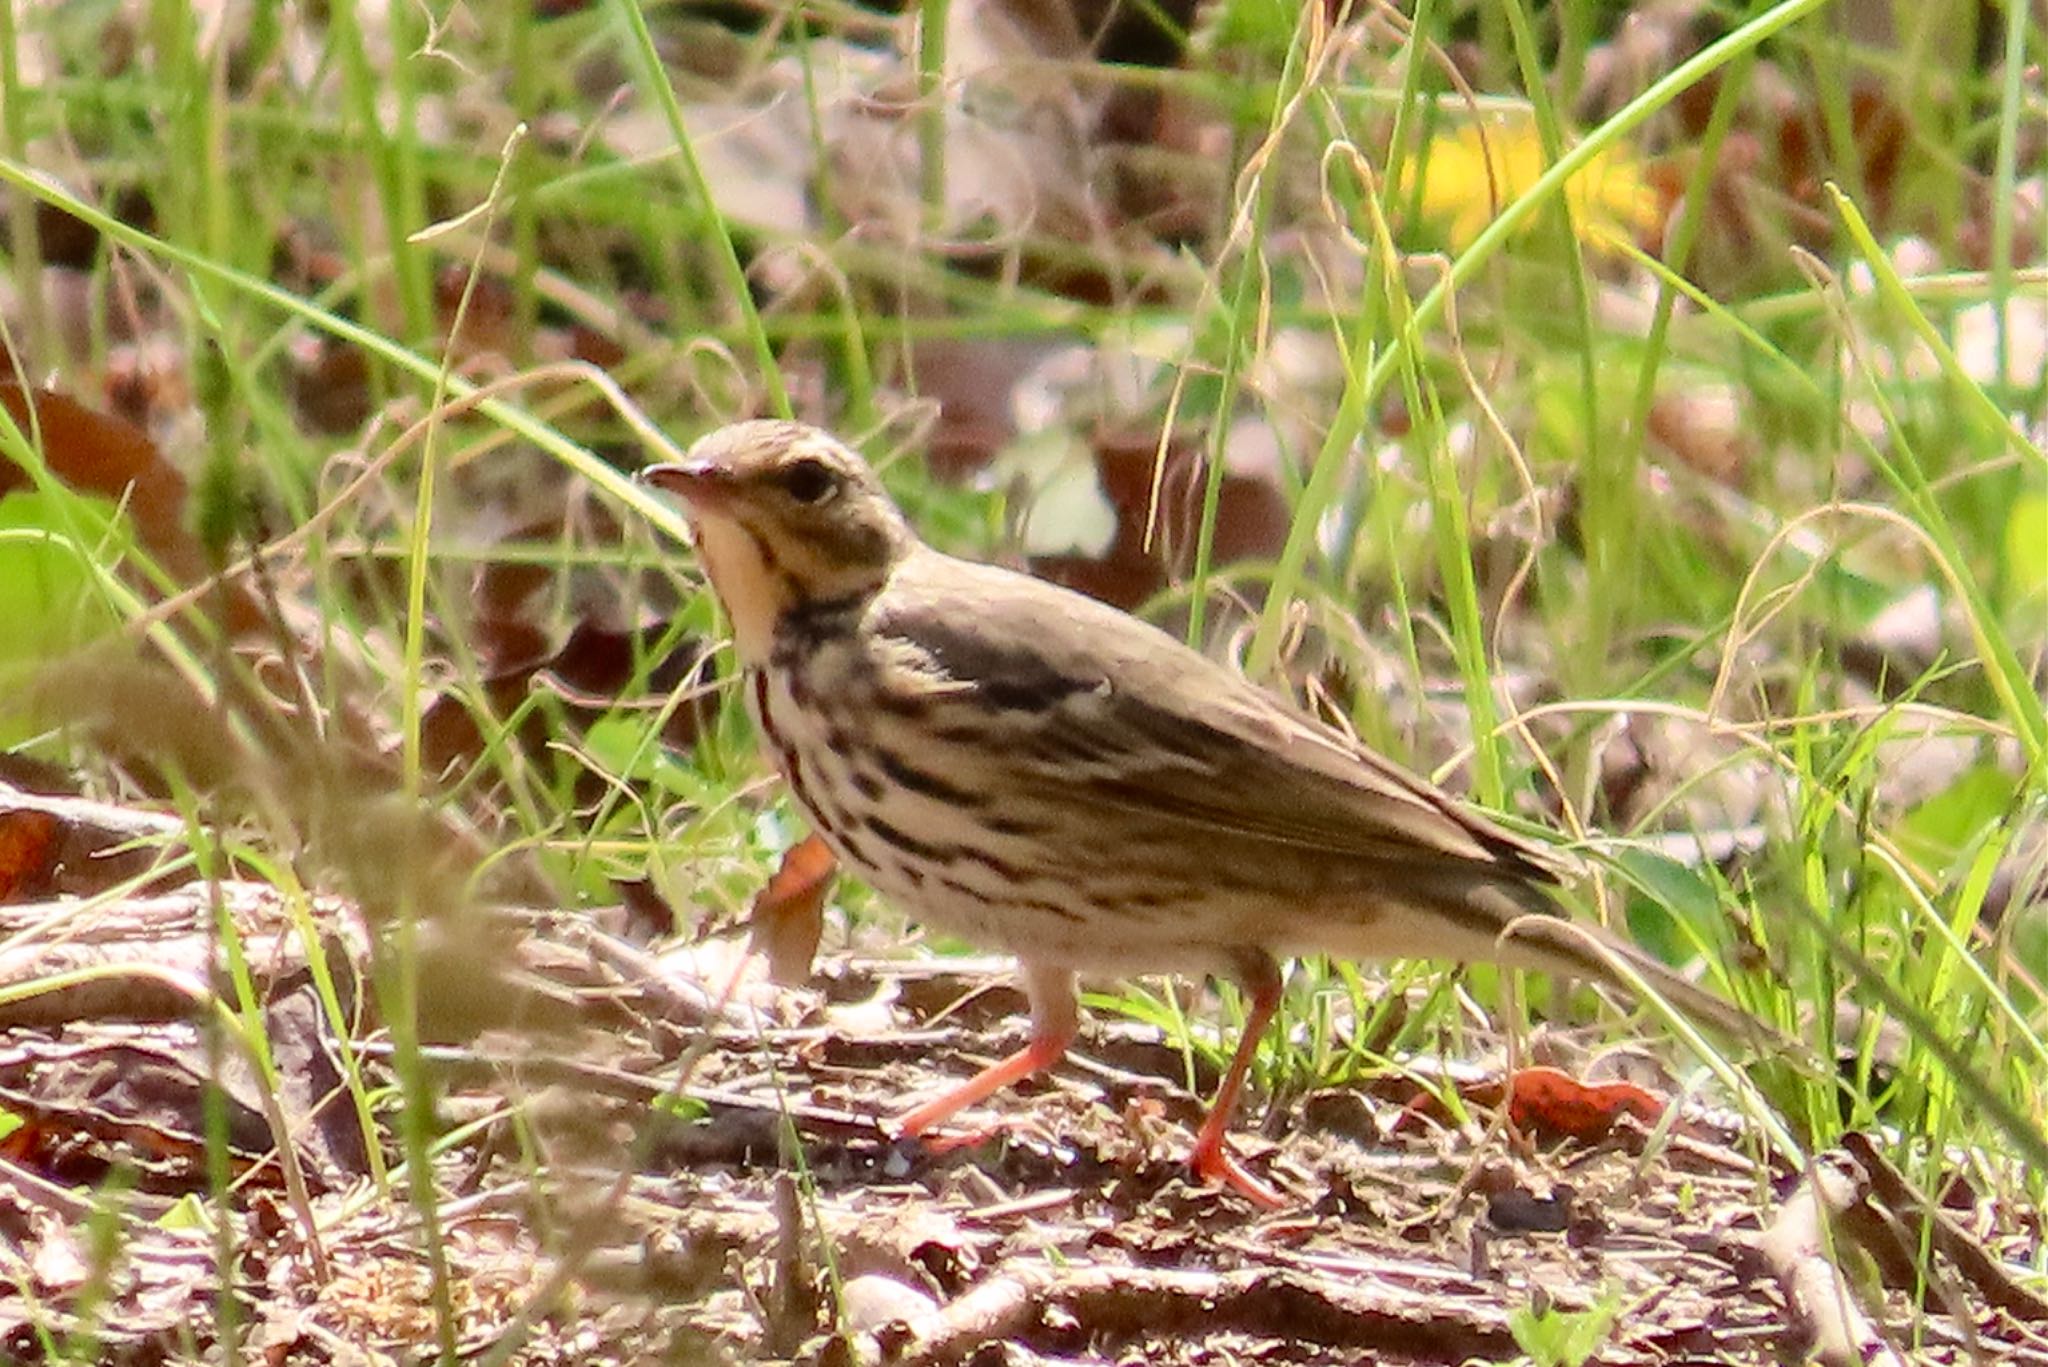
0;785;2040;1364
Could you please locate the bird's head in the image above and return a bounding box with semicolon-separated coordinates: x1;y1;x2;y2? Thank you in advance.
642;421;915;663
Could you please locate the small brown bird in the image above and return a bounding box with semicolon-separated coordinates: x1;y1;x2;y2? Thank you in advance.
645;419;1757;1206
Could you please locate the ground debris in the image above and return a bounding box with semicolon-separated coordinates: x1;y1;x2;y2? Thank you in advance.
0;888;2035;1363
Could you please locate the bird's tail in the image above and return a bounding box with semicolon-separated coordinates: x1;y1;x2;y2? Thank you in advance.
1453;879;1803;1061
1332;865;1807;1065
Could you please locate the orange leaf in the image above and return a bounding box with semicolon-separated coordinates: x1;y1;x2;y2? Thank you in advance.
1396;1064;1668;1142
749;833;836;985
0;809;60;903
1506;1065;1666;1142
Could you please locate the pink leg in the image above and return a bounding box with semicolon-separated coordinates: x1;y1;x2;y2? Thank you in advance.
895;961;1078;1137
1187;954;1286;1209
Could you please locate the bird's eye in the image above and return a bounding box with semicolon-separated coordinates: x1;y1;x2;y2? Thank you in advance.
779;457;838;506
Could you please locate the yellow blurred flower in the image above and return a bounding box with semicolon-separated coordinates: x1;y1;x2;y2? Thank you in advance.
1404;119;1661;253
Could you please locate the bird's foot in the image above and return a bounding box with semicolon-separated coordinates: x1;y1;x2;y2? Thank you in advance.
902;1120;1004;1155
1189;1133;1287;1210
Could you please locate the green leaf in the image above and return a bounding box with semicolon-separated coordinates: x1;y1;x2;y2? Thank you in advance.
654;1093;711;1124
0;490;129;744
157;1193;214;1231
0;490;126;659
1900;763;2018;870
2005;491;2047;603
1609;845;1723;965
582;713;703;798
1193;0;1300;63
1509;1288;1623;1367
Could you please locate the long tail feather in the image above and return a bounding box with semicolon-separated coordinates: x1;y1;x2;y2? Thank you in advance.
1464;886;1813;1067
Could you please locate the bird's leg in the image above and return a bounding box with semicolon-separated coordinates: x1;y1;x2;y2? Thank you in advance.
894;962;1079;1138
1188;952;1286;1209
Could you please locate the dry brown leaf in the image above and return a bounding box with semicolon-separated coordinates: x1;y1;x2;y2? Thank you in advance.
750;832;837;985
0;809;60;904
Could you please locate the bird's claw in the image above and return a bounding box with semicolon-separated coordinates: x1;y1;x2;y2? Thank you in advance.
1190;1136;1287;1210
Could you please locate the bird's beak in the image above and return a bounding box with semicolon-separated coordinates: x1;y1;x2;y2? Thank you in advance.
641;460;739;510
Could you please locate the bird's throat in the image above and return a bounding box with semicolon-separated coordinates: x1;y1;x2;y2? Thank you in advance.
689;514;788;666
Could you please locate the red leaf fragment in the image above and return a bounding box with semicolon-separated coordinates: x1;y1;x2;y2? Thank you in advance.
1397;1064;1667;1144
1505;1065;1665;1142
749;832;836;985
0;809;61;904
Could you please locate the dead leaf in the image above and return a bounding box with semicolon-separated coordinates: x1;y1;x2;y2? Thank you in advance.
1031;425;1290;610
1504;1065;1665;1141
0;809;60;904
420;618;714;788
0;780;188;901
283;335;373;436
0;384;262;632
1397;1064;1665;1143
910;337;1069;481
750;832;836;985
0;384;200;585
1647;386;1751;484
435;263;521;367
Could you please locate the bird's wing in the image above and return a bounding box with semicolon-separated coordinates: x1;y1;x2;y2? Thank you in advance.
874;553;1563;887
